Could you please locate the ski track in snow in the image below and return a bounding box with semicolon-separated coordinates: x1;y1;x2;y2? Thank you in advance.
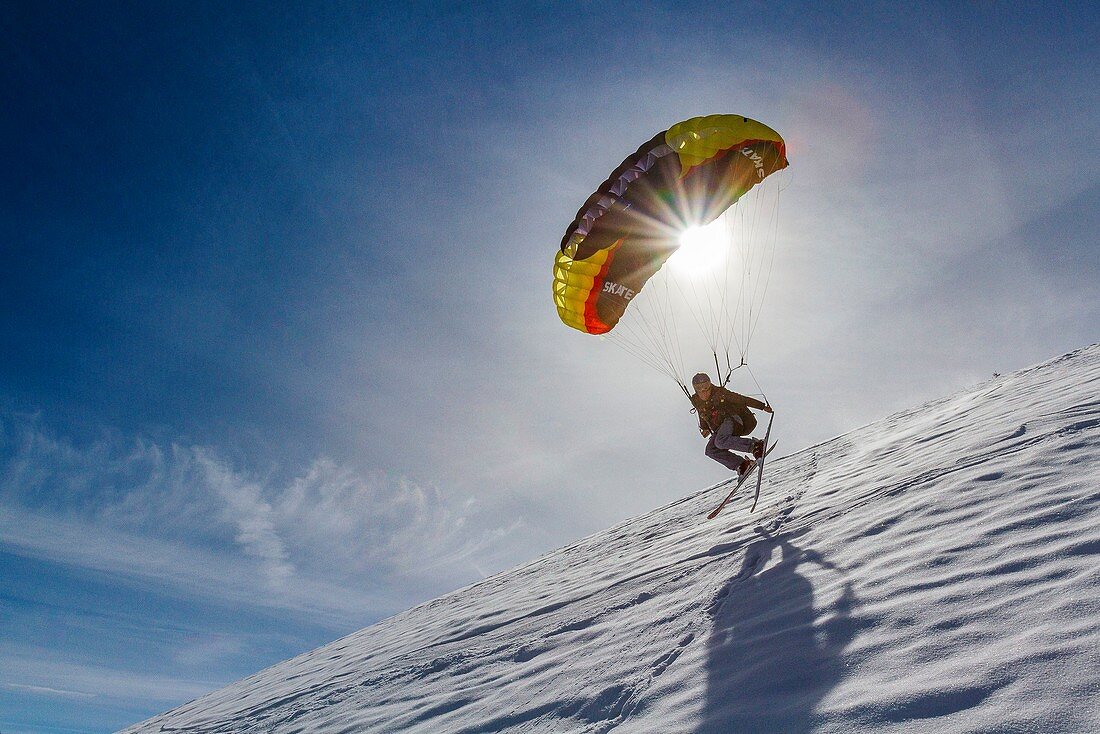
122;345;1100;734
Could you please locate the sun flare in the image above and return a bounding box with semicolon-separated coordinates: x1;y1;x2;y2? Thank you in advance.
671;219;728;276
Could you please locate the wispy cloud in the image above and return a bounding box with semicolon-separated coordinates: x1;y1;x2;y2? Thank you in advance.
0;412;530;626
3;682;95;700
1;643;213;705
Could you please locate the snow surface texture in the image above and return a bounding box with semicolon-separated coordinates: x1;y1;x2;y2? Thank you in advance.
122;345;1100;733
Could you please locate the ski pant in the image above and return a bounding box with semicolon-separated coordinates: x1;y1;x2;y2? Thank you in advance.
705;417;755;471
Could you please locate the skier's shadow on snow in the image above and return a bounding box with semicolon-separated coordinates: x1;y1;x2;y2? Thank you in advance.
698;529;858;734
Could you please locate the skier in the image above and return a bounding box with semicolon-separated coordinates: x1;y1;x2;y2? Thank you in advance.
689;372;772;477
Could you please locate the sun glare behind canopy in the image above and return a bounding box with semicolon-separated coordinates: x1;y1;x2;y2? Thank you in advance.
671;219;729;276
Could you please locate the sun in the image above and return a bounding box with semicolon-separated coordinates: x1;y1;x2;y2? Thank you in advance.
670;219;728;276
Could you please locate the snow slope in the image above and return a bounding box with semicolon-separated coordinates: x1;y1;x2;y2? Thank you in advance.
122;345;1100;733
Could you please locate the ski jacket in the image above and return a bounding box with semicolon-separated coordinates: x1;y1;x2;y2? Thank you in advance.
690;386;767;436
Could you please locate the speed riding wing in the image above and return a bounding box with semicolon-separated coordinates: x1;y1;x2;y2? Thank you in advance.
552;114;788;336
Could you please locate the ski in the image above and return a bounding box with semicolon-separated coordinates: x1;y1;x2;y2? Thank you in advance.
749;412;776;513
706;440;777;519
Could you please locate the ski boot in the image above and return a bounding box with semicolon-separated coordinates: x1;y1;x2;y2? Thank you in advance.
737;456;755;479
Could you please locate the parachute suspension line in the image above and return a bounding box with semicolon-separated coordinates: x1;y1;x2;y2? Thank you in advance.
659;265;688;381
660;268;687;380
615;310;678;383
710;210;750;374
723;352;735;386
744;176;783;354
734;200;752;364
670;267;728;384
607;273;677;382
708;174;782;363
744;361;770;408
606;262;690;387
707;216;739;388
607;337;676;383
707;238;735;357
722;206;749;371
607;314;682;385
741;182;767;356
745;184;767;352
711;171;784;386
690;268;724;354
714;200;750;371
721;353;748;388
677;380;691;401
673;216;743;375
718;210;740;370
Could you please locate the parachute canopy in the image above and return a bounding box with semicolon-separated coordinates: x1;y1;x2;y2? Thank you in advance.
553;115;788;336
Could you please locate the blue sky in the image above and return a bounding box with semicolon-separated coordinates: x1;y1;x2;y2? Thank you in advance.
2;2;1097;731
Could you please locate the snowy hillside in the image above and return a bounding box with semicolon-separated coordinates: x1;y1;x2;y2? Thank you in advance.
122;345;1100;733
